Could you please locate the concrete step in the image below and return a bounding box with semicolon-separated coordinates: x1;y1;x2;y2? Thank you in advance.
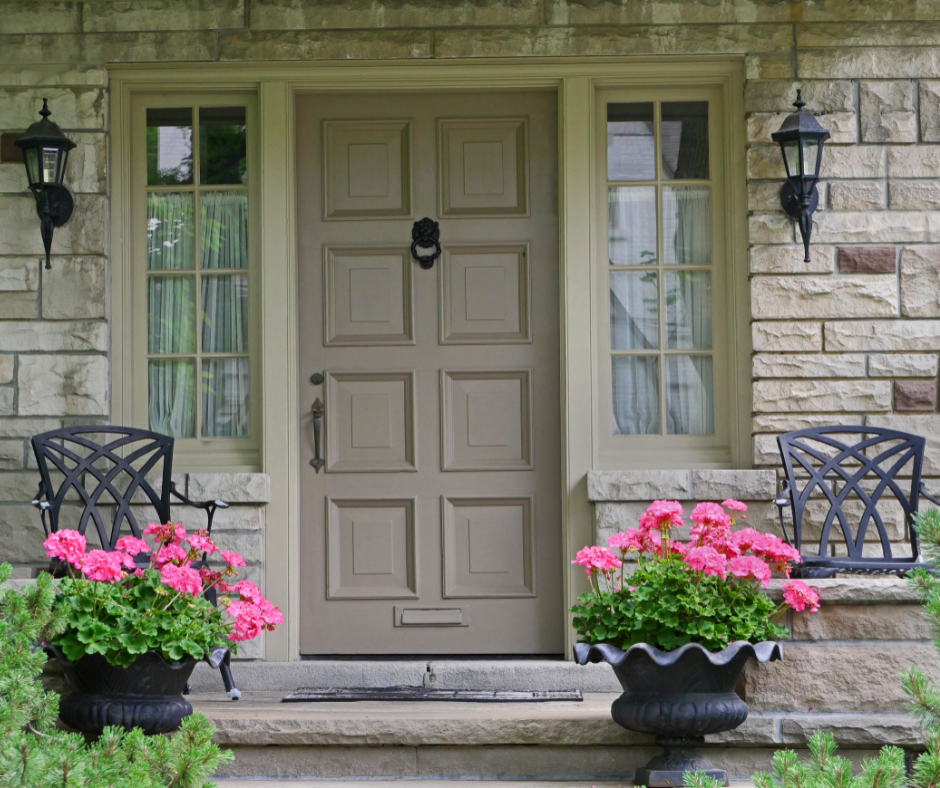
192;692;923;781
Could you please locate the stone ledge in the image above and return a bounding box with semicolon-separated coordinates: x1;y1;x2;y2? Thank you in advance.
187;473;270;504
765;577;920;605
192;691;919;750
587;470;775;502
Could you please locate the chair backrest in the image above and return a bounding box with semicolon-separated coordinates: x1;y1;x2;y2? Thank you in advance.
31;426;174;550
776;425;925;565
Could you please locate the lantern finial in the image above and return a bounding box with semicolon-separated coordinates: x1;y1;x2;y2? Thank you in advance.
39;98;50;120
793;89;805;112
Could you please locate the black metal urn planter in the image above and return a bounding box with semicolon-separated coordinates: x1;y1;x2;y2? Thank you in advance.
575;640;783;787
46;646;228;736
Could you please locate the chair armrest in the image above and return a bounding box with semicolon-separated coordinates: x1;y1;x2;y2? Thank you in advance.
773;480;791;508
169;481;229;511
921;482;940;507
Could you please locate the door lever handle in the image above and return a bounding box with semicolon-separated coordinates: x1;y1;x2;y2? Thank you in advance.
310;398;325;473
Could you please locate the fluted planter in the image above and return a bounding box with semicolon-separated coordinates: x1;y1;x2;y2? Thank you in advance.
575;640;783;787
45;646;227;736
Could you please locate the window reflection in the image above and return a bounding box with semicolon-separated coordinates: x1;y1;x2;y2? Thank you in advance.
607;103;655;181
661;102;709;180
146;108;193;186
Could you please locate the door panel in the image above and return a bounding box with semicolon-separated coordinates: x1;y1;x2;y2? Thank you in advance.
298;91;561;655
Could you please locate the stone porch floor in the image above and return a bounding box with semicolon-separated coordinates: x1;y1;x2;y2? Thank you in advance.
190;691;917;781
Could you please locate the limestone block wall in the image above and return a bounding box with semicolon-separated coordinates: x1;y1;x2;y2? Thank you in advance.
2;1;940;580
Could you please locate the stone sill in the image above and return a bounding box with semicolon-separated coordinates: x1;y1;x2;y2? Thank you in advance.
765;576;920;605
588;470;777;502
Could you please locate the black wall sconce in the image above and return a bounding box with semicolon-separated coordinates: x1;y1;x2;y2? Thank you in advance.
771;90;830;263
15;99;76;270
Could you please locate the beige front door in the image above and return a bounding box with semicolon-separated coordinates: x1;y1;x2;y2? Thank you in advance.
296;91;561;655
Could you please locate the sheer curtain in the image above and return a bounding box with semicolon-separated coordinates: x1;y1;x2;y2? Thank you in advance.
147;193;196;437
200;191;249;437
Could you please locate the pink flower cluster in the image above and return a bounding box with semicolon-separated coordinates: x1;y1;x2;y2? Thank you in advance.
225;580;284;642
600;499;803;588
782;580;820;613
42;522;282;644
572;545;623;576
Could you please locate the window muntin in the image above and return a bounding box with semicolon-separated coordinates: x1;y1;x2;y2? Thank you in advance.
144;105;250;440
606;100;715;438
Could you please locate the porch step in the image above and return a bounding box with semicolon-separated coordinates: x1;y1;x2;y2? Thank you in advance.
192;692;923;781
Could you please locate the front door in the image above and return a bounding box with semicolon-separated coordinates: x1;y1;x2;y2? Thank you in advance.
297;91;561;654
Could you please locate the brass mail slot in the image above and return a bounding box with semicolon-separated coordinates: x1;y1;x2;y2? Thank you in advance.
394;606;468;627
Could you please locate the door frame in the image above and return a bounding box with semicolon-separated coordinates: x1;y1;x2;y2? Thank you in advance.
110;57;746;661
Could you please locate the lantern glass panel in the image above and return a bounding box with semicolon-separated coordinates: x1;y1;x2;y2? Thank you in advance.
802;138;820;177
24;148;40;185
41;148;61;184
782;139;800;178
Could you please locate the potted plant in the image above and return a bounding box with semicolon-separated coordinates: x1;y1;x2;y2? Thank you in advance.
571;499;820;788
42;522;281;736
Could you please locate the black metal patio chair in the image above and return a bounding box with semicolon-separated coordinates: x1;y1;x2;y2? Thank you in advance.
775;425;940;578
30;425;241;699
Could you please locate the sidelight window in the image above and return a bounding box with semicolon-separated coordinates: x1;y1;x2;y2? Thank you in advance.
131;95;259;468
597;88;746;468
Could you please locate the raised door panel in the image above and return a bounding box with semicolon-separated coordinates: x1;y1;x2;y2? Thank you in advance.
323;120;411;219
439;118;528;217
441;369;533;471
327;498;418;598
325;371;416;472
324;246;414;345
440;244;530;344
442;496;535;598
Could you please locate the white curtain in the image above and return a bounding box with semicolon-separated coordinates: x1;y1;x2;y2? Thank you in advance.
608;187;657;266
612;357;659;435
146;191;249;439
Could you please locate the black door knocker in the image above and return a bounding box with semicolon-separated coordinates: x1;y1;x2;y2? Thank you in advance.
411;217;441;269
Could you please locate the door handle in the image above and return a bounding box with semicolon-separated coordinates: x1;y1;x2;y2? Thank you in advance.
310;398;325;473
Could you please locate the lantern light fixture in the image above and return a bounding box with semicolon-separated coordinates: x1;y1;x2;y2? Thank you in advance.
14;98;76;270
771;89;830;263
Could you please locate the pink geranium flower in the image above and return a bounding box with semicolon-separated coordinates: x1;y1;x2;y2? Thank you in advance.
571;545;622;575
154;543;188;568
188;531;218;556
80;550;125;583
234;580;264;604
683;545;728;579
143;522;186;545
221;550;247;568
226;597;284;642
608;530;643;555
783;580;820;613
728;555;772;586
115;536;150;556
160;562;203;597
722;499;748;513
44;530;86;568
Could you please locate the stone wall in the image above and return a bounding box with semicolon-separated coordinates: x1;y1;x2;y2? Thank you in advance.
2;2;940;589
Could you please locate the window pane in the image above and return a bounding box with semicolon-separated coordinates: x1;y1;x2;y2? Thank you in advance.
148;275;196;354
665;271;712;350
802;138;819;177
200;106;247;185
665;355;714;435
661;101;709;180
148;193;194;270
202;274;248;353
608;187;657;266
202;358;249;437
149;359;195;438
607;103;655;181
612;356;660;435
201;191;248;269
663;186;710;266
610;271;658;350
146;107;193;185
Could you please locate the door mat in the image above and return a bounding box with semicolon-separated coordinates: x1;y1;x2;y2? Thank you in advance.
282;687;583;702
